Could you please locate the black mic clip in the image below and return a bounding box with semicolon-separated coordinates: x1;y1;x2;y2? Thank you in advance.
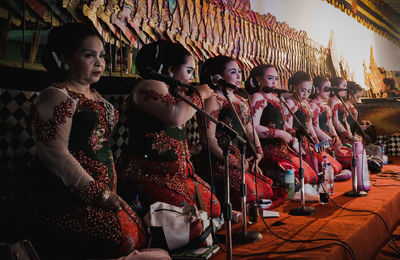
296;127;315;145
329;87;349;93
211;75;239;90
143;67;193;90
263;86;293;95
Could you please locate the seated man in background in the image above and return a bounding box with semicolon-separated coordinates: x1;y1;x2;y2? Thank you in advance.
383;77;400;97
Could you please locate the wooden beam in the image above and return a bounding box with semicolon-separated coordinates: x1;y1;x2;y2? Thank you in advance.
28;18;41;64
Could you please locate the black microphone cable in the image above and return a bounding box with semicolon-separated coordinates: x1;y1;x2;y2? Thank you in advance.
186;86;218;228
317;180;400;255
189;86;233;254
298;98;399;256
217;89;356;259
196;88;354;259
251;94;355;260
306;95;400;255
311;96;400;254
290;97;320;177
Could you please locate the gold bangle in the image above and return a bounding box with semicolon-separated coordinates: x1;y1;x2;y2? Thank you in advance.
101;189;111;201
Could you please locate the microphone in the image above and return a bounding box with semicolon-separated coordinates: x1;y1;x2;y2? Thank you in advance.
143;67;194;89
211;75;239;90
326;87;349;92
263;86;293;94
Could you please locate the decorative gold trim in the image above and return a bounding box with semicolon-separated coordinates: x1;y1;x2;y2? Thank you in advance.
324;0;400;46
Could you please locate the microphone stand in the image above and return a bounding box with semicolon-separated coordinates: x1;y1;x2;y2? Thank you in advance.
167;86;246;260
278;94;316;216
335;94;367;197
221;88;262;244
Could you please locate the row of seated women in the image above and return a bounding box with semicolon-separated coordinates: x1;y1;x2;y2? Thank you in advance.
29;23;365;259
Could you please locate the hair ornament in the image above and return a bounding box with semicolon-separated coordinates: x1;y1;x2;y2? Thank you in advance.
51;51;62;69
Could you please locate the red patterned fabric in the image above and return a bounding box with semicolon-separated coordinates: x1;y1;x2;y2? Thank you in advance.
314;151;342;175
139;89;178;104
133;164;221;218
348;103;358;119
138;88;203;108
251;99;266;116
244;171;275;205
263;128;277;139
261;143;318;184
31;83;145;257
203;142;284;210
335;147;353;170
78;180;105;204
116;207;148;255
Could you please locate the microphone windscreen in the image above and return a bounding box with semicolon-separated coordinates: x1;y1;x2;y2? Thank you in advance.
211;75;222;87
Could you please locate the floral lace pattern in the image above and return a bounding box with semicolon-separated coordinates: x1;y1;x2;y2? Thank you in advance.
348;103;358;119
333;102;347;117
251;99;266;115
89;127;108;151
263;127;277;139
138;88;203;108
31;98;73;146
78;180;106;204
139;89;178;104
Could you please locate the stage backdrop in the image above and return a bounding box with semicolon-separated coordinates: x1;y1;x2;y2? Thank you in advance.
251;0;400;87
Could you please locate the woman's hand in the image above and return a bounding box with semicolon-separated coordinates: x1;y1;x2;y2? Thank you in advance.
292;138;306;155
334;136;342;149
96;190;129;212
249;152;263;173
345;132;353;142
194;84;215;100
276;130;293;144
354;134;363;143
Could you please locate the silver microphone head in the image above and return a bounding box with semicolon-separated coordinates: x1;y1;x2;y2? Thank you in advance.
211;74;223;87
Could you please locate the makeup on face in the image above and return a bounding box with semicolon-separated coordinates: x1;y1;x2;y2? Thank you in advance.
222;60;242;88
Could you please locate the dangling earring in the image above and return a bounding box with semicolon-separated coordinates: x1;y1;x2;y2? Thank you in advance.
169;72;173;77
64;64;70;71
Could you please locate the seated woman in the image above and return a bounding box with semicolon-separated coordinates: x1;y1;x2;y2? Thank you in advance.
117;40;221;218
285;72;342;176
30;23;146;259
328;77;357;144
346;81;372;140
309;76;352;170
246;65;318;184
195;56;286;210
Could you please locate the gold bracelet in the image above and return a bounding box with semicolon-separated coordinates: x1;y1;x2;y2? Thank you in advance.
101;189;111;201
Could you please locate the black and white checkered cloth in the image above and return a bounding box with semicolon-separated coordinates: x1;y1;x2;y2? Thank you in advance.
376;135;400;156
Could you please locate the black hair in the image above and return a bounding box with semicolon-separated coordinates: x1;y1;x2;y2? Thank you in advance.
329;77;345;87
288;71;312;90
346;81;363;100
42;23;101;81
200;55;236;89
329;77;346;97
244;64;275;94
310;76;329;99
135;40;191;76
383;77;395;90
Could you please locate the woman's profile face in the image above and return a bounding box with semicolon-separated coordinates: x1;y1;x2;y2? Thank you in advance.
258;67;279;89
221;60;242;88
66;35;105;85
350;90;362;104
337;79;347;98
171;55;195;84
294;81;313;101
